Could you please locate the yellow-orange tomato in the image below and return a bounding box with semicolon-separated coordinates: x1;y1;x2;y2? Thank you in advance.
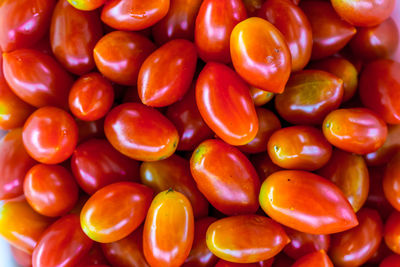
67;0;106;11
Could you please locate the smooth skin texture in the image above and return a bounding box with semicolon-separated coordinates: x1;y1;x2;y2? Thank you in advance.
384;211;400;254
292;250;333;267
250;87;274;107
67;0;106;11
383;153;400;212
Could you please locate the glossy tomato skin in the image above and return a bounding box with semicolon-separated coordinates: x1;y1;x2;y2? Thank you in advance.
384;211;400;254
10;246;32;267
3;49;73;109
22;107;78;164
33;214;93;267
260;170;358;234
323;108;388;155
383;153;400;212
206;215;289;263
359;59;400;124
104;103;179;161
292;250;333;267
67;0;106;11
329;208;383;267
138;39;197;107
230;17;291;93
81;182;153;243
275;70;343;125
93;31;156;86
101;0;170;31
366;125;400;167
250;87;274;107
267;126;332;171
250;153;282;182
381;254;400;267
143;190;194;267
215;259;274;267
0;0;55;52
196;62;258;146
190;139;260;215
76;243;109;267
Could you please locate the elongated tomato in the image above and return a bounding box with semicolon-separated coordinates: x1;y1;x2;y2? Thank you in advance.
292;250;333;267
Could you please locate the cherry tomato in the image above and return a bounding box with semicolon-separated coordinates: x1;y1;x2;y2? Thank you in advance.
33;214;93;267
384;211;400;254
383;153;400;212
10;245;32;267
250;153;282;182
230;17;291;93
323;108;388;155
67;0;106;11
81;182;153;243
69;73;114;121
292;250;333;267
190;139;260;215
143;190;194;267
138;39;197;107
206;215;289;263
104;103;179;161
196;62;258;146
76;243;109;267
93;31;156;86
22;106;78;164
250;87;274;107
380;254;400;267
2;49;73;109
275;70;344;125
366;124;400;167
260;170;358;234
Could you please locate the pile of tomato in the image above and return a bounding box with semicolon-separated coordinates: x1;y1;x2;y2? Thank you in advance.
0;0;399;266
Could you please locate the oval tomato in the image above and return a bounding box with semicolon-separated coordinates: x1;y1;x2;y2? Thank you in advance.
67;0;106;11
250;87;274;107
366;124;400;166
292;250;333;267
384;211;400;254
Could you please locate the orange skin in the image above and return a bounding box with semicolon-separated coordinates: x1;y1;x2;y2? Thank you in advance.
152;0;202;45
267;126;332;171
0;129;36;200
10;246;32;267
93;31;156;86
3;49;73;109
384;211;400;254
329;208;383;267
359;59;400;124
69;73;114;121
292;250;333;267
0;0;55;52
76;244;109;267
215;259;274;267
331;0;395;27
230;17;291;93
250;87;274;107
22;107;78;164
67;0;106;11
260;170;358;235
383;153;400;212
206;215;289;263
366;124;400;167
140;154;209;218
33;214;93;267
275;70;344;125
190;139;260;215
323;108;388;155
258;0;312;72
250;153;282;182
143;190;194;267
299;0;356;60
81;182;153;243
138;39;197;107
101;0;170;31
318;149;369;212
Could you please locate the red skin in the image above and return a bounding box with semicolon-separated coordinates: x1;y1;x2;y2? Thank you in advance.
380;254;400;267
383;153;400;212
384;211;400;254
250;153;282;182
292;250;333;267
11;246;32;267
215;259;274;267
76;244;109;267
366;124;400;166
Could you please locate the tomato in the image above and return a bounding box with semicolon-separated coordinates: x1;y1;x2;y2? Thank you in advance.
366;124;400;167
0;198;52;253
250;153;282;182
384;211;400;254
275;70;344;125
69;73;114;121
215;259;274;267
190;139;260;215
0;129;36;200
331;0;395;27
152;0;202;45
230;17;291;93
292;250;333;267
299;0;356;60
359;59;400;124
329;208;383;266
206;215;289;263
140;154;209;218
138;39;197;107
367;242;392;265
76;243;109;267
257;0;312;72
2;49;73;109
143;190;194;267
76;118;105;143
380;254;400;267
67;0;106;11
93;31;156;86
33;214;93;267
22;106;78;164
101;0;170;31
0;0;55;52
383;153;400;212
250;87;274;107
196;62;258;146
81;182;153;243
11;245;32;267
260;170;358;234
104;103;179;161
323;108;388;155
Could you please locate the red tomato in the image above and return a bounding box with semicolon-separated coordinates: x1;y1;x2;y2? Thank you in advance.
383;153;400;212
138;39;197;107
143;190;194;267
366;124;400;167
190;139;260;215
380;254;400;267
33;214;93;267
196;62;258;146
76;244;109;267
292;250;333;267
250;87;274;107
260;170;358;234
22;106;78;164
104;103;179;161
67;0;106;11
11;245;32;267
230;17;291;93
384;211;400;254
81;182;153;243
250;153;282;182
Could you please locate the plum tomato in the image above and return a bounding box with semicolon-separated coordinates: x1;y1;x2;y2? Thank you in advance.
292;250;333;267
384;211;400;254
250;87;274;107
383;153;400;212
67;0;106;11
